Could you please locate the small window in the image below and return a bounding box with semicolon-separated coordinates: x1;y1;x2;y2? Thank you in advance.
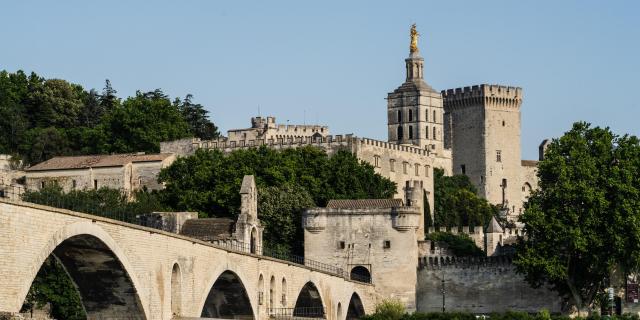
433;110;437;122
403;162;408;174
425;165;430;177
425;110;429;122
397;126;403;140
461;164;466;175
408;126;413;139
425;126;429;139
72;180;77;189
373;155;380;168
40;181;45;189
94;179;98;190
433;127;437;140
397;110;402;123
338;241;346;249
383;240;391;249
408;109;413;122
390;159;395;172
496;150;502;162
502;120;506;126
502;178;508;188
414;163;419;176
481;175;484;183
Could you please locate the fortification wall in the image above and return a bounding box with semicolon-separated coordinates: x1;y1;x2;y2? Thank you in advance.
416;256;561;314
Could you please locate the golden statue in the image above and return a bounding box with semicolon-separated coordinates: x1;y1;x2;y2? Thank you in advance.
410;23;419;53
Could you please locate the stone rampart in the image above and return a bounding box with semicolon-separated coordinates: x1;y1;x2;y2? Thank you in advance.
416;255;561;314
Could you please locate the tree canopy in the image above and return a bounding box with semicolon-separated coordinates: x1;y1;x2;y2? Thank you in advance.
433;168;498;228
0;70;220;165
157;146;397;253
515;122;640;313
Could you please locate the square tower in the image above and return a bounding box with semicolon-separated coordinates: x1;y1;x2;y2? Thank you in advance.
387;26;445;156
442;85;523;217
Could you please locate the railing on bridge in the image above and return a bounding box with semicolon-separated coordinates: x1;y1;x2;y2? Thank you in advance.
268;307;326;319
0;186;371;284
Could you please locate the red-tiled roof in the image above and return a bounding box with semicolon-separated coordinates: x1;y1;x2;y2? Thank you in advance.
27;153;173;171
326;199;403;209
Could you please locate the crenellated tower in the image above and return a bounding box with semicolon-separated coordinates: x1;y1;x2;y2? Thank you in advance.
442;84;523;218
387;25;445;155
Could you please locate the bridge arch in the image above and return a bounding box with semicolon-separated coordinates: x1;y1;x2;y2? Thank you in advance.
200;270;255;319
293;281;325;318
21;221;150;319
346;292;365;319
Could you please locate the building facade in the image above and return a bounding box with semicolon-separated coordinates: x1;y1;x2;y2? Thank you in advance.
24;153;176;198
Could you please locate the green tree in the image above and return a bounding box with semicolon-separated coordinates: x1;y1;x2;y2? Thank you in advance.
175;94;220;140
433;168;498;227
515;122;640;314
21;257;86;320
101;89;192;153
258;184;315;255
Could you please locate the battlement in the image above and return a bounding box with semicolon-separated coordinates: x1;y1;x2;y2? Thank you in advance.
441;84;522;109
161;134;444;159
418;255;514;270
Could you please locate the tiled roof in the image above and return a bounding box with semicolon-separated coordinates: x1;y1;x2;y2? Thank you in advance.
326;199;403;209
26;153;173;171
180;218;236;242
521;160;539;167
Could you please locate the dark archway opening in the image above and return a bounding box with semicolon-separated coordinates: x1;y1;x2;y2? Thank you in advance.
350;266;371;283
346;292;365;319
201;270;254;319
293;282;324;318
250;227;258;254
21;234;146;320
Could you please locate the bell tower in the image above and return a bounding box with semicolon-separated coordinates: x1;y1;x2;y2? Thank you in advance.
387;25;444;155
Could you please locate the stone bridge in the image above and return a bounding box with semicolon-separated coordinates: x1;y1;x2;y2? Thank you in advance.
0;199;376;320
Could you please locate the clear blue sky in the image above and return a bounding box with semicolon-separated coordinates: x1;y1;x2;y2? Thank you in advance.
2;1;638;159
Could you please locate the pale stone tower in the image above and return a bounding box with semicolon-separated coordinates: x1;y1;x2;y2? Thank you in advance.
442;85;523;217
387;25;445;156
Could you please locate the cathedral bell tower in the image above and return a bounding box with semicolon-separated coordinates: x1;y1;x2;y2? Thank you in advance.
387;24;444;155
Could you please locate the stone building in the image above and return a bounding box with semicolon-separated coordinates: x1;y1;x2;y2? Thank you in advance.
303;180;424;310
24;153;176;198
0;154;25;200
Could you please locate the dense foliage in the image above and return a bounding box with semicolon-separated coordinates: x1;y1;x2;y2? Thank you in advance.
20;257;86;320
433;168;498;227
515;122;640;314
158;146;396;254
158;146;396;215
0;70;219;165
258;184;316;254
425;231;485;257
22;185;168;222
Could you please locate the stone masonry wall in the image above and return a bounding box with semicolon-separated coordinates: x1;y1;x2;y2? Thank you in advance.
416;256;561;314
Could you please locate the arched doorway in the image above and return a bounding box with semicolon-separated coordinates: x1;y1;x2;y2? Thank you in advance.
350;266;371;283
346;293;365;319
269;276;276;308
22;234;146;319
201;270;254;319
293;282;324;318
171;263;182;316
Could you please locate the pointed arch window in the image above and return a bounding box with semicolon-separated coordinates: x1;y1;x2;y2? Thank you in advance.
397;126;403;140
408;126;413;139
433;110;437;123
397;110;402;123
425;126;429;139
408;109;413;122
432;127;437;140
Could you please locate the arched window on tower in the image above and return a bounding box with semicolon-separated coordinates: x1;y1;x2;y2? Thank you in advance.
397;126;403;140
409;126;413;139
397;110;402;123
433;127;437;140
433;110;437;123
408;109;413;122
425;110;429;122
425;126;429;139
